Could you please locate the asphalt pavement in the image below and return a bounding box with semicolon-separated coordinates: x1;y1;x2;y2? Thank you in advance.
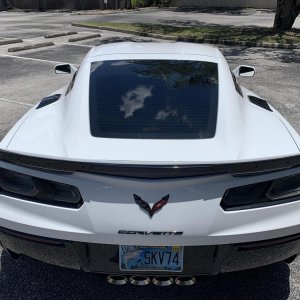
81;7;300;28
0;248;292;300
0;10;300;300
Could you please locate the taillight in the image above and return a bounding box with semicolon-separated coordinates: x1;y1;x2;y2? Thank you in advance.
221;174;300;210
266;174;300;201
0;168;38;197
0;168;82;208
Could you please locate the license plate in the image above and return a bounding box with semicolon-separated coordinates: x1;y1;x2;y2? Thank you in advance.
119;245;183;272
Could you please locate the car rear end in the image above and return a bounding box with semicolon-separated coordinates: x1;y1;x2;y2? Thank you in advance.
1;43;300;285
1;153;300;283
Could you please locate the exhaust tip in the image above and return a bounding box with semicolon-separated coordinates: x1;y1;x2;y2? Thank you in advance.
107;275;128;285
129;276;151;286
175;276;196;286
152;276;174;286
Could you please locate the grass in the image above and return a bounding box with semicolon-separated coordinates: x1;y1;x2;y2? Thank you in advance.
78;22;300;44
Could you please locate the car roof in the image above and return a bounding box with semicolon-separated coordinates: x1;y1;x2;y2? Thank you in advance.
84;42;222;62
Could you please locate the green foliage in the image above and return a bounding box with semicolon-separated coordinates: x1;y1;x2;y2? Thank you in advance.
131;0;144;8
79;22;300;45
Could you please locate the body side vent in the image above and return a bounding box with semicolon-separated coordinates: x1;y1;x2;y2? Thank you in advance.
248;95;272;112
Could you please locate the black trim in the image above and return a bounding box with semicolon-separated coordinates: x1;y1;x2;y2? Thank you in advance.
231;72;243;97
248;96;273;112
1;150;300;179
1;226;300;275
36;94;61;109
0;226;66;246
236;233;300;251
65;71;78;96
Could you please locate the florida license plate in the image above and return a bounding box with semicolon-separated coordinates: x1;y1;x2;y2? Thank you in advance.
119;245;183;272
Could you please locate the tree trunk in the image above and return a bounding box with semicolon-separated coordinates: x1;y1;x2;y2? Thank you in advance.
273;0;300;31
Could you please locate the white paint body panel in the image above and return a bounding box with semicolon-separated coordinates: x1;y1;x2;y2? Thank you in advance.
0;42;300;246
0;161;300;246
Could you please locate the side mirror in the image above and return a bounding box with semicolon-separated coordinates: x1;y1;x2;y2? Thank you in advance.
233;65;256;77
55;64;78;75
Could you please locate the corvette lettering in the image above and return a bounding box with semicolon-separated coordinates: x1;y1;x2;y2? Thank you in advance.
118;230;183;236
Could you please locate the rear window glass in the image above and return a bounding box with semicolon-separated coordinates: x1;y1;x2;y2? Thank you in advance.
89;60;218;139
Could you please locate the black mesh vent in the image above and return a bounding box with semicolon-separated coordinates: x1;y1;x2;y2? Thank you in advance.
248;96;272;112
36;94;61;109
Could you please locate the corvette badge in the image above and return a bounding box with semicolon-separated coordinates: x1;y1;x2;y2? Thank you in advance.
134;194;170;218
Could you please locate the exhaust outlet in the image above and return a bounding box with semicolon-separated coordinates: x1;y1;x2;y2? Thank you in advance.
152;276;173;286
175;276;196;286
107;275;128;285
129;276;151;286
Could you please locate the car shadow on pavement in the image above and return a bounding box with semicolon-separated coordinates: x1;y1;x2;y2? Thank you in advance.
221;46;300;64
91;36;155;46
159;19;228;27
0;251;290;300
173;7;253;16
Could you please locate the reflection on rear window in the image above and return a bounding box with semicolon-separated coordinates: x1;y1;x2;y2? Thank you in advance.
89;60;218;139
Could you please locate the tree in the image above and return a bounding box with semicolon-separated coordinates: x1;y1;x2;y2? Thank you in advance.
273;0;300;31
131;0;144;9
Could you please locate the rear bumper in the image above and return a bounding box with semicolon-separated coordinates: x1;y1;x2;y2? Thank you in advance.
1;227;300;275
2;160;300;246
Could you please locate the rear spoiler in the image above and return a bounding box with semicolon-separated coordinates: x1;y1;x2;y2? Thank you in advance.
1;150;300;179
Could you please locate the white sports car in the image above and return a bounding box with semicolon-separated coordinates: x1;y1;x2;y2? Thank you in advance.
1;42;300;286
